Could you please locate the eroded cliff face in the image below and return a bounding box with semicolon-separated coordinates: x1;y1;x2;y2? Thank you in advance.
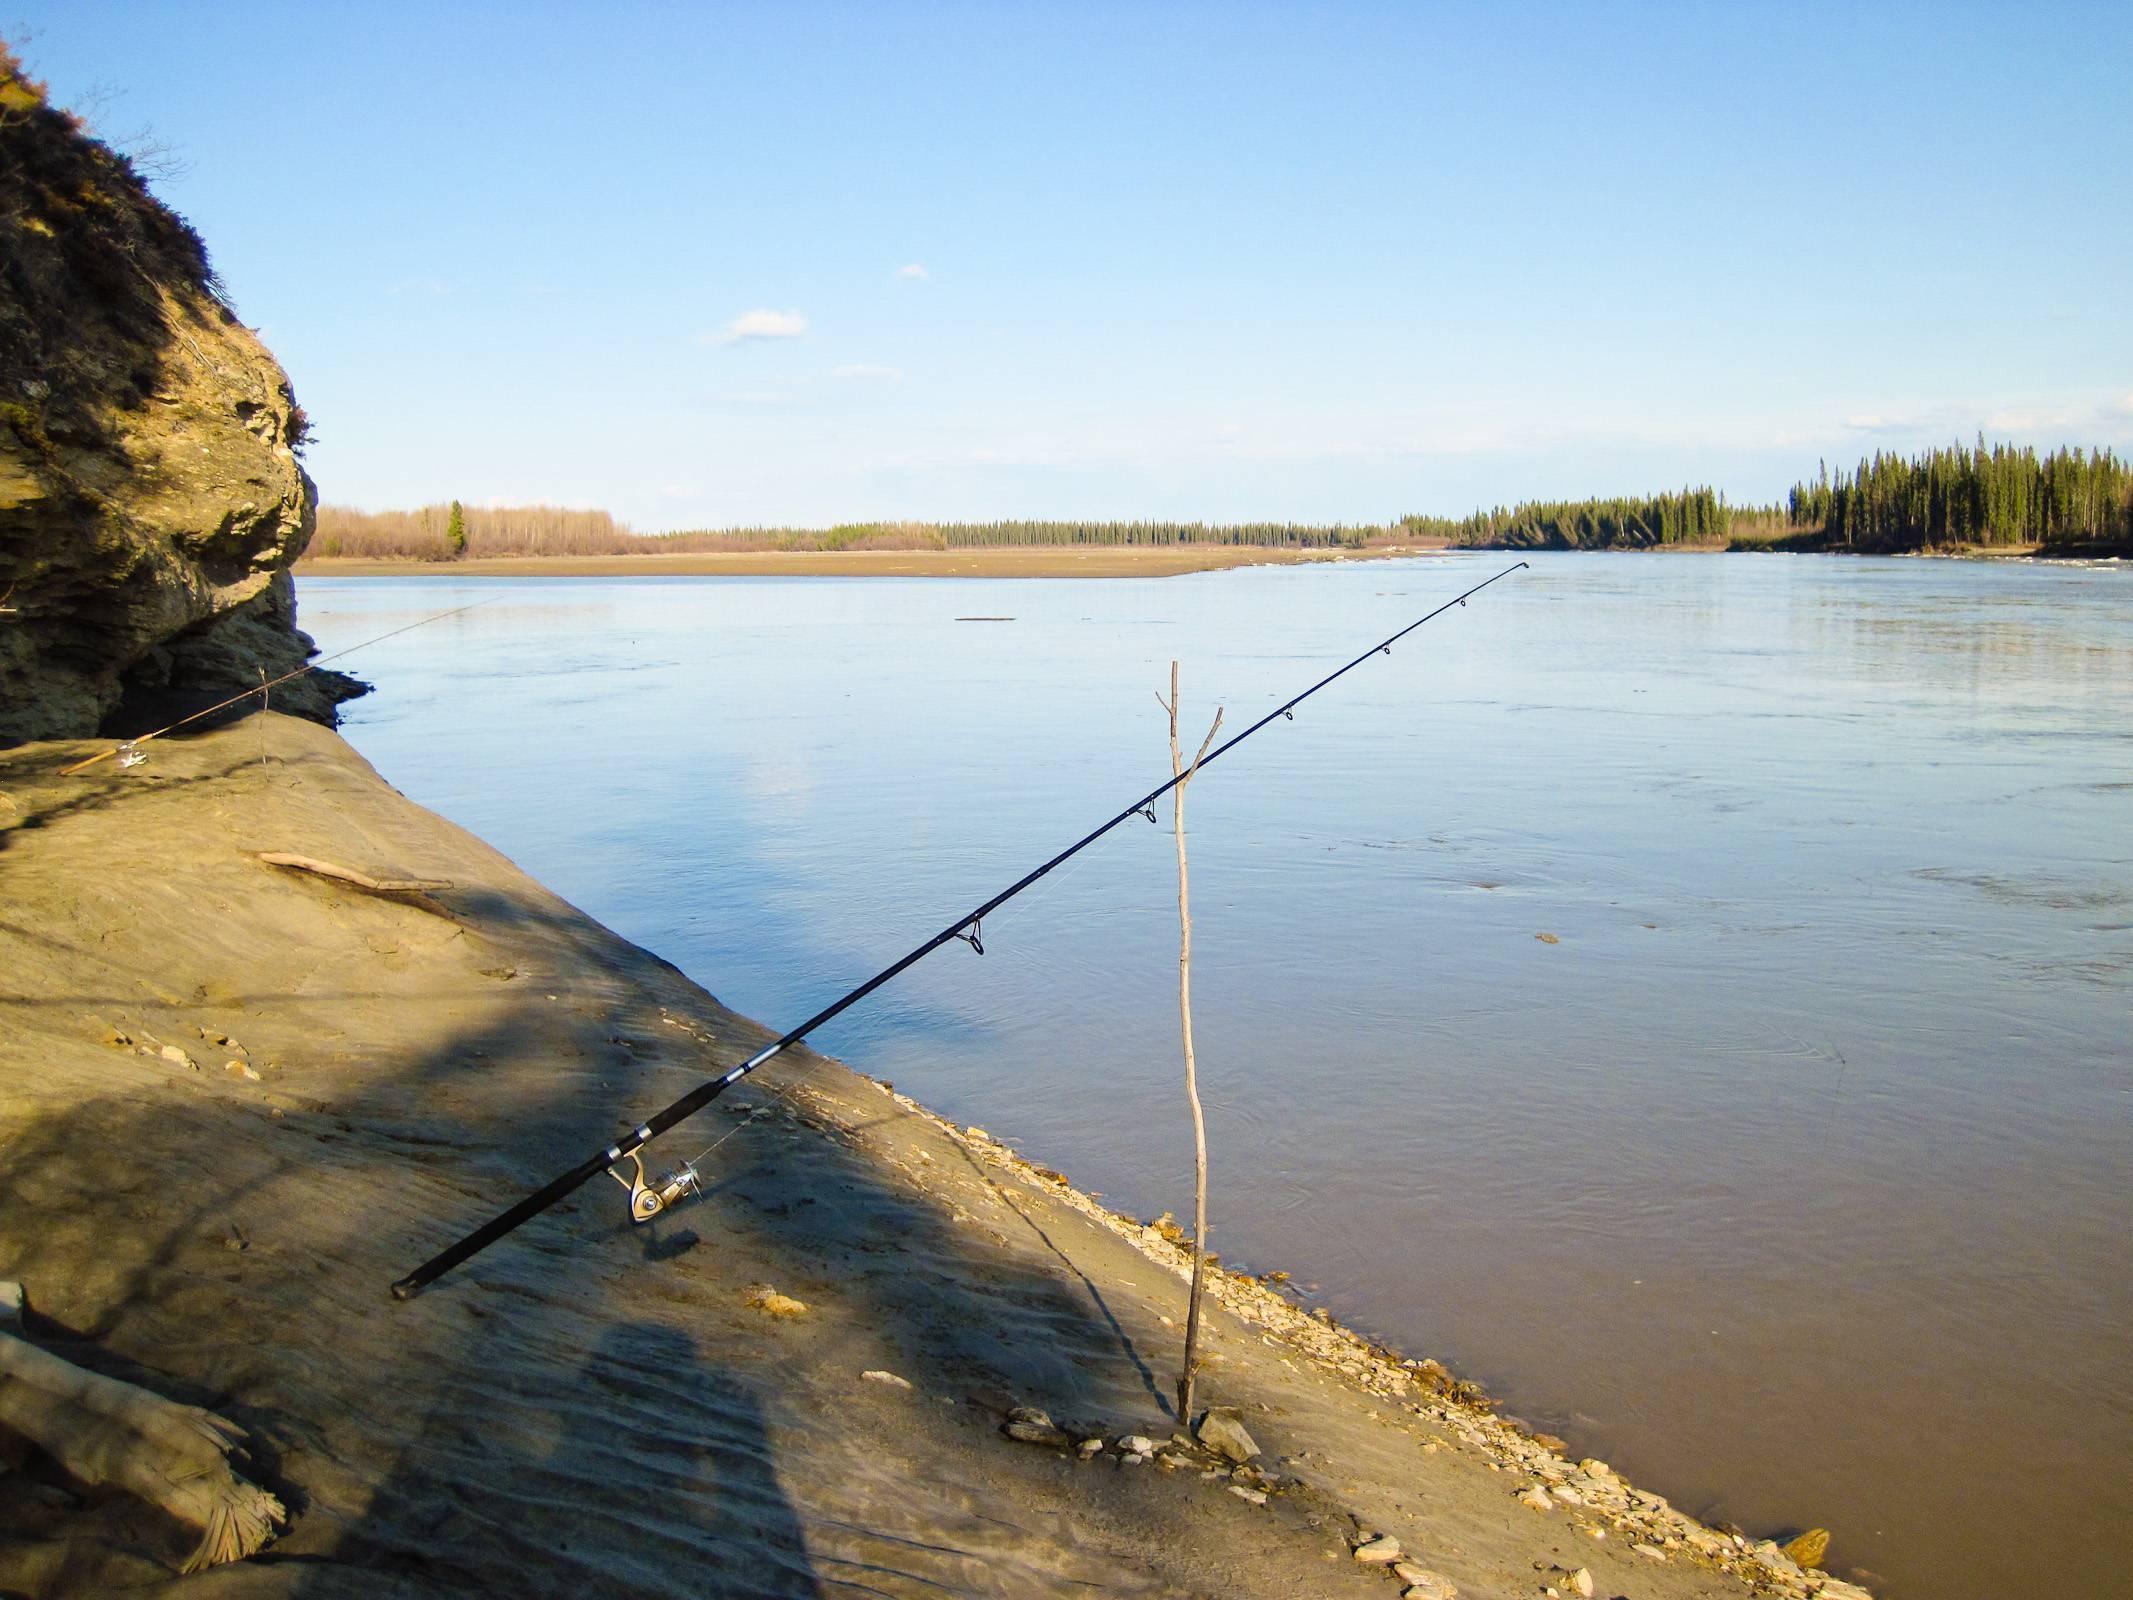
0;53;361;741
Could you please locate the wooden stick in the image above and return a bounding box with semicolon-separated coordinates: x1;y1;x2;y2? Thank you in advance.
1165;661;1222;1425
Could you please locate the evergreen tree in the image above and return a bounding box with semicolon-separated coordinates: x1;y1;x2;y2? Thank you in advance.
446;500;467;557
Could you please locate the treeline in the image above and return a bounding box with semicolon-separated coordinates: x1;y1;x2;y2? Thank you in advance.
308;509;1384;560
1400;488;1732;550
312;503;642;560
1786;442;2131;550
310;442;2133;564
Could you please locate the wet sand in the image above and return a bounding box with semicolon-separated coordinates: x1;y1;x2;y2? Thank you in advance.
295;546;1428;580
1;717;1864;1598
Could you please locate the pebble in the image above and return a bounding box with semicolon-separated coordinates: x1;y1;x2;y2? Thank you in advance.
1568;1568;1595;1597
1353;1534;1403;1563
227;1059;262;1080
1518;1487;1553;1511
160;1044;197;1069
1077;1438;1104;1458
1391;1560;1429;1582
859;1370;912;1390
1401;1574;1458;1600
1632;1541;1668;1561
1118;1434;1157;1457
1227;1484;1267;1506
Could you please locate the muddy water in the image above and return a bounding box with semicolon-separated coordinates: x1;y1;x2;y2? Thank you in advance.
304;553;2132;1600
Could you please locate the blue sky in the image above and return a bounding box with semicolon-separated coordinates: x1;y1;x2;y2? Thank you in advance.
15;2;2132;528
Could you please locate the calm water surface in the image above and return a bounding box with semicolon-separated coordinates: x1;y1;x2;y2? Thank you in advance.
302;554;2133;1600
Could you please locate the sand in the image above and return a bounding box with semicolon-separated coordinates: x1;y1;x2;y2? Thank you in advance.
294;546;1433;581
0;717;1860;1598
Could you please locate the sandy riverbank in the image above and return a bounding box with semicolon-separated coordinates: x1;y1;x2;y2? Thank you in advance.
0;717;1866;1599
295;546;1436;580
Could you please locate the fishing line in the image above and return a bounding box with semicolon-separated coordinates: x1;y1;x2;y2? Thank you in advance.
392;561;1528;1299
57;596;497;777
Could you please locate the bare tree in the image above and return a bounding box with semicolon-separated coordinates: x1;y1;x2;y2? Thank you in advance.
1159;660;1222;1423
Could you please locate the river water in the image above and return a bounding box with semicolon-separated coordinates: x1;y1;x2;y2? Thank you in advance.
300;553;2132;1600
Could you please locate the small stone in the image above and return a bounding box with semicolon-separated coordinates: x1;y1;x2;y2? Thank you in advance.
859;1370;911;1389
1632;1541;1667;1561
1401;1573;1458;1600
744;1285;808;1318
1391;1560;1427;1582
1078;1438;1104;1458
1781;1528;1830;1570
1002;1407;1071;1447
1194;1407;1260;1463
1227;1484;1267;1506
101;1026;131;1048
1353;1534;1403;1563
227;1059;262;1081
1518;1487;1553;1511
1568;1568;1594;1597
1118;1434;1157;1457
160;1044;197;1069
1551;1485;1584;1506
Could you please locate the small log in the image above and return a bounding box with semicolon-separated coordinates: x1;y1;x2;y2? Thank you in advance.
255;852;450;894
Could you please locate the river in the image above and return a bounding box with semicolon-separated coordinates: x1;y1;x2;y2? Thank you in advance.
300;552;2132;1600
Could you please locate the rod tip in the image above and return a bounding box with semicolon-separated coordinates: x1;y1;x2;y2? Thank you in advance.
390;1277;420;1301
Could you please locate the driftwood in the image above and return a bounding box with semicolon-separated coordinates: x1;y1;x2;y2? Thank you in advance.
0;1282;285;1571
256;852;450;894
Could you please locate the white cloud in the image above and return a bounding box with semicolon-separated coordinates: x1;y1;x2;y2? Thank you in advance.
2108;393;2133;420
708;308;808;345
832;364;904;382
895;263;929;280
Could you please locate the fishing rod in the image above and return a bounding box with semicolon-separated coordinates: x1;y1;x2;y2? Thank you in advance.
390;560;1528;1300
57;597;495;777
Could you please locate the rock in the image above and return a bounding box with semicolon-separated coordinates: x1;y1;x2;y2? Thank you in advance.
1117;1434;1156;1458
1194;1407;1260;1463
743;1285;808;1318
1077;1438;1104;1458
1781;1528;1830;1569
1002;1407;1071;1447
1353;1534;1403;1563
859;1370;911;1390
0;76;362;740
1391;1560;1428;1581
226;1059;261;1081
1550;1485;1584;1506
1400;1573;1458;1600
1227;1484;1267;1506
1518;1486;1553;1511
1632;1541;1667;1561
1568;1568;1594;1597
159;1045;196;1070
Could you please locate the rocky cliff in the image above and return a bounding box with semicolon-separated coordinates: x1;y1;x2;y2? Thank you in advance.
0;47;360;741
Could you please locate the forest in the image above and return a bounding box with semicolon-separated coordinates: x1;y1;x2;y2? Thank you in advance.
307;440;2133;563
1401;488;1733;550
1783;441;2130;551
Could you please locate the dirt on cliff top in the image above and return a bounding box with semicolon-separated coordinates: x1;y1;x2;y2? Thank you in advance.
0;717;1862;1599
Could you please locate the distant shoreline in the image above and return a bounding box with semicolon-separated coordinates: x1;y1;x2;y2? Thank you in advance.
294;545;1440;579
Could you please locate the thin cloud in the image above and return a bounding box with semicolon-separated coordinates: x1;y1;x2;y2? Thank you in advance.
708;308;808;346
832;364;904;382
895;263;929;280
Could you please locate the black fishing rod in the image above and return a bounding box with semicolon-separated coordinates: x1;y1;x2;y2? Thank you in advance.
390;560;1528;1299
